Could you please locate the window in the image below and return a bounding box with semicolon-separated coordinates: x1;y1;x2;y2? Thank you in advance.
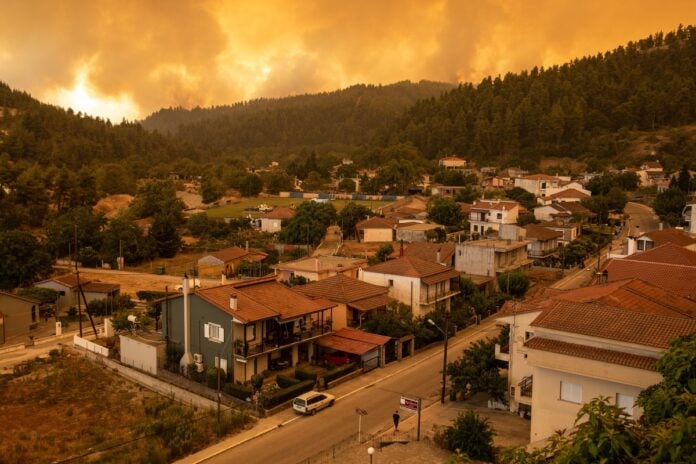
388;279;394;287
215;356;228;374
246;324;256;341
496;213;502;220
525;331;534;341
204;322;224;343
616;394;635;417
560;381;582;403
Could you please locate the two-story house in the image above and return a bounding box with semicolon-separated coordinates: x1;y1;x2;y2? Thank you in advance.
682;201;696;234
359;256;460;318
455;238;532;277
296;274;391;329
469;200;520;237
625;227;696;255
533;201;595;223
536;188;590;205
514;174;569;197
438;156;467;170
496;278;696;441
162;276;337;383
524;224;563;260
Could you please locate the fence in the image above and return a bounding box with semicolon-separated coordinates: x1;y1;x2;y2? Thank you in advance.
297;431;377;464
73;335;109;357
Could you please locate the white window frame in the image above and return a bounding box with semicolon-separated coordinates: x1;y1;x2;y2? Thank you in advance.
204;322;224;343
560;381;582;404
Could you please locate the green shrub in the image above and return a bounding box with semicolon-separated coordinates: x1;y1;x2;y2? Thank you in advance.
206;367;223;389
294;367;317;382
276;374;300;388
250;373;264;391
323;363;357;384
136;290;167;301
261;380;314;409
224;383;252;401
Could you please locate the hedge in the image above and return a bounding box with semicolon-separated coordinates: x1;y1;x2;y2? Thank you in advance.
276;374;300;388
225;383;253;401
323;362;357;384
262;380;314;409
136;290;168;301
295;367;318;382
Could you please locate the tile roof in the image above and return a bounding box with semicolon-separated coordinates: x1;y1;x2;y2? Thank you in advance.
545;189;590;200
356;217;397;230
471;200;519;211
82;281;120;293
458;203;472;214
403;242;456;264
422;268;461;285
625;243;696;266
317;334;378;355
600;259;696;300
209;246;251;263
364;256;455;279
531;300;696;348
642;229;696;248
260;207;296;220
295;274;388;304
0;290;41;304
348;294;392;312
524;224;563;241
39;273;88;289
195;276;335;323
396;222;442;231
520;174;561;181
335;327;392;345
524;337;657;371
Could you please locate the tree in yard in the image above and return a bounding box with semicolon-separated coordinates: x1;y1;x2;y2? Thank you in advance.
301;171;325;192
505;187;536;210
279;201;337;246
233;172;264;197
150;212;183;258
263;170;294;195
497;271;529;298
337;178;356;193
100;215;156;265
375;244;394;262
337;202;371;239
130;180;184;220
516;212;538;226
0;230;53;290
200;175;225;204
436;411;496;462
653;187;687;226
427;197;463;227
446;337;506;403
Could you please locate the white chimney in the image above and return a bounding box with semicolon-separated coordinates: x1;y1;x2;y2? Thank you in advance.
436;250;442;264
179;275;194;372
314;257;320;272
659;222;663;231
245;240;249;252
221;273;227;284
229;293;238;311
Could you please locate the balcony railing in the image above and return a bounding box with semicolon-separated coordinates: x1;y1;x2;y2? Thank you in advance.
234;322;332;358
519;375;533;398
420;289;460;305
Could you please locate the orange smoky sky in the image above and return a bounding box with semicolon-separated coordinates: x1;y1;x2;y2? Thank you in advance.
1;0;695;121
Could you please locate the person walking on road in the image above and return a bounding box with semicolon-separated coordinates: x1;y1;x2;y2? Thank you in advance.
392;410;400;433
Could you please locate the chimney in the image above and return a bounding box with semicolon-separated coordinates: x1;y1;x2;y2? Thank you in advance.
314;257;320;272
658;222;663;231
245;240;249;252
221;273;227;285
436;249;441;264
229;293;238;311
179;274;194;372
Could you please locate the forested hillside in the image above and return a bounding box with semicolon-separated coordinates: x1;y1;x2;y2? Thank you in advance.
141;80;454;152
382;25;696;170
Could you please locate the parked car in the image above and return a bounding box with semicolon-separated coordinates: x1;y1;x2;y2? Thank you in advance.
293;391;335;415
323;352;353;366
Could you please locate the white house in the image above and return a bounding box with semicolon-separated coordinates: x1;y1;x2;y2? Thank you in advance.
536;188;590;205
359;256;460;318
469;200;520;237
258;207;295;233
34;274;120;310
514;174;570;197
683;201;696;234
438;156;467;170
356;217;397;243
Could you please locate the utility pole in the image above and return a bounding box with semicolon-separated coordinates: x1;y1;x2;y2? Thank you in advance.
217;351;222;423
441;309;449;404
74;225;83;337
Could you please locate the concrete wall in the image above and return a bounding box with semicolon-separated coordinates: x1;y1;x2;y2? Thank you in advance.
529;364;658;442
0;293;36;342
363;228;394;243
73;335;109;356
260;218;282;233
120;335;160;375
455;245;495;276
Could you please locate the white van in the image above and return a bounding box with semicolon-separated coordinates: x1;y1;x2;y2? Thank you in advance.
293;391;335;415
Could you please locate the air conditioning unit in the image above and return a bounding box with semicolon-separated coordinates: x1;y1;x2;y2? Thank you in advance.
193;353;204;363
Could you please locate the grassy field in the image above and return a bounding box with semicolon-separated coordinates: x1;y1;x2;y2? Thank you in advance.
206;197;392;218
0;350;252;464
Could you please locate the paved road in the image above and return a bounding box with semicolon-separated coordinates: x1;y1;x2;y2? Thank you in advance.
624;202;661;237
195;320;501;464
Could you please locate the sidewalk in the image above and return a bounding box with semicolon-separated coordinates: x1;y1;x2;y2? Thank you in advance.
176;318;500;464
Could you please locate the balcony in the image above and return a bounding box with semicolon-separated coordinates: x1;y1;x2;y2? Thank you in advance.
494;343;510;362
234;321;332;359
419;289;460;306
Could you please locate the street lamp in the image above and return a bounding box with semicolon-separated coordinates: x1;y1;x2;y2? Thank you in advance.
367;446;375;464
427;317;449;404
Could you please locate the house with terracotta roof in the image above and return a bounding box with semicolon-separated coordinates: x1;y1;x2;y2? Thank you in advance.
34;274;120;310
296;274;392;330
538;220;581;244
536;188;591;205
524;224;563;259
355;217;397;242
402;242;456;267
495;278;696;441
533;201;595;223
359;256;460;317
469;199;520;237
197;246;268;277
0;291;41;344
395;222;445;243
626;227;696;255
161;276;337;382
514;174;570;197
258;207;296;233
438;156;467;170
317;328;393;370
272;255;367;282
455;238;532;278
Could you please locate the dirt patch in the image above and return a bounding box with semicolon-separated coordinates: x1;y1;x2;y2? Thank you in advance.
93;194;133;218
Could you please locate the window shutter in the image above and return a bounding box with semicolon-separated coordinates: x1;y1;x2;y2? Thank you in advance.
204;323;210;338
219;327;225;341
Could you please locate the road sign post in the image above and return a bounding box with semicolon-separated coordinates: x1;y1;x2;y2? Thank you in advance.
355;408;368;443
400;395;422;441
